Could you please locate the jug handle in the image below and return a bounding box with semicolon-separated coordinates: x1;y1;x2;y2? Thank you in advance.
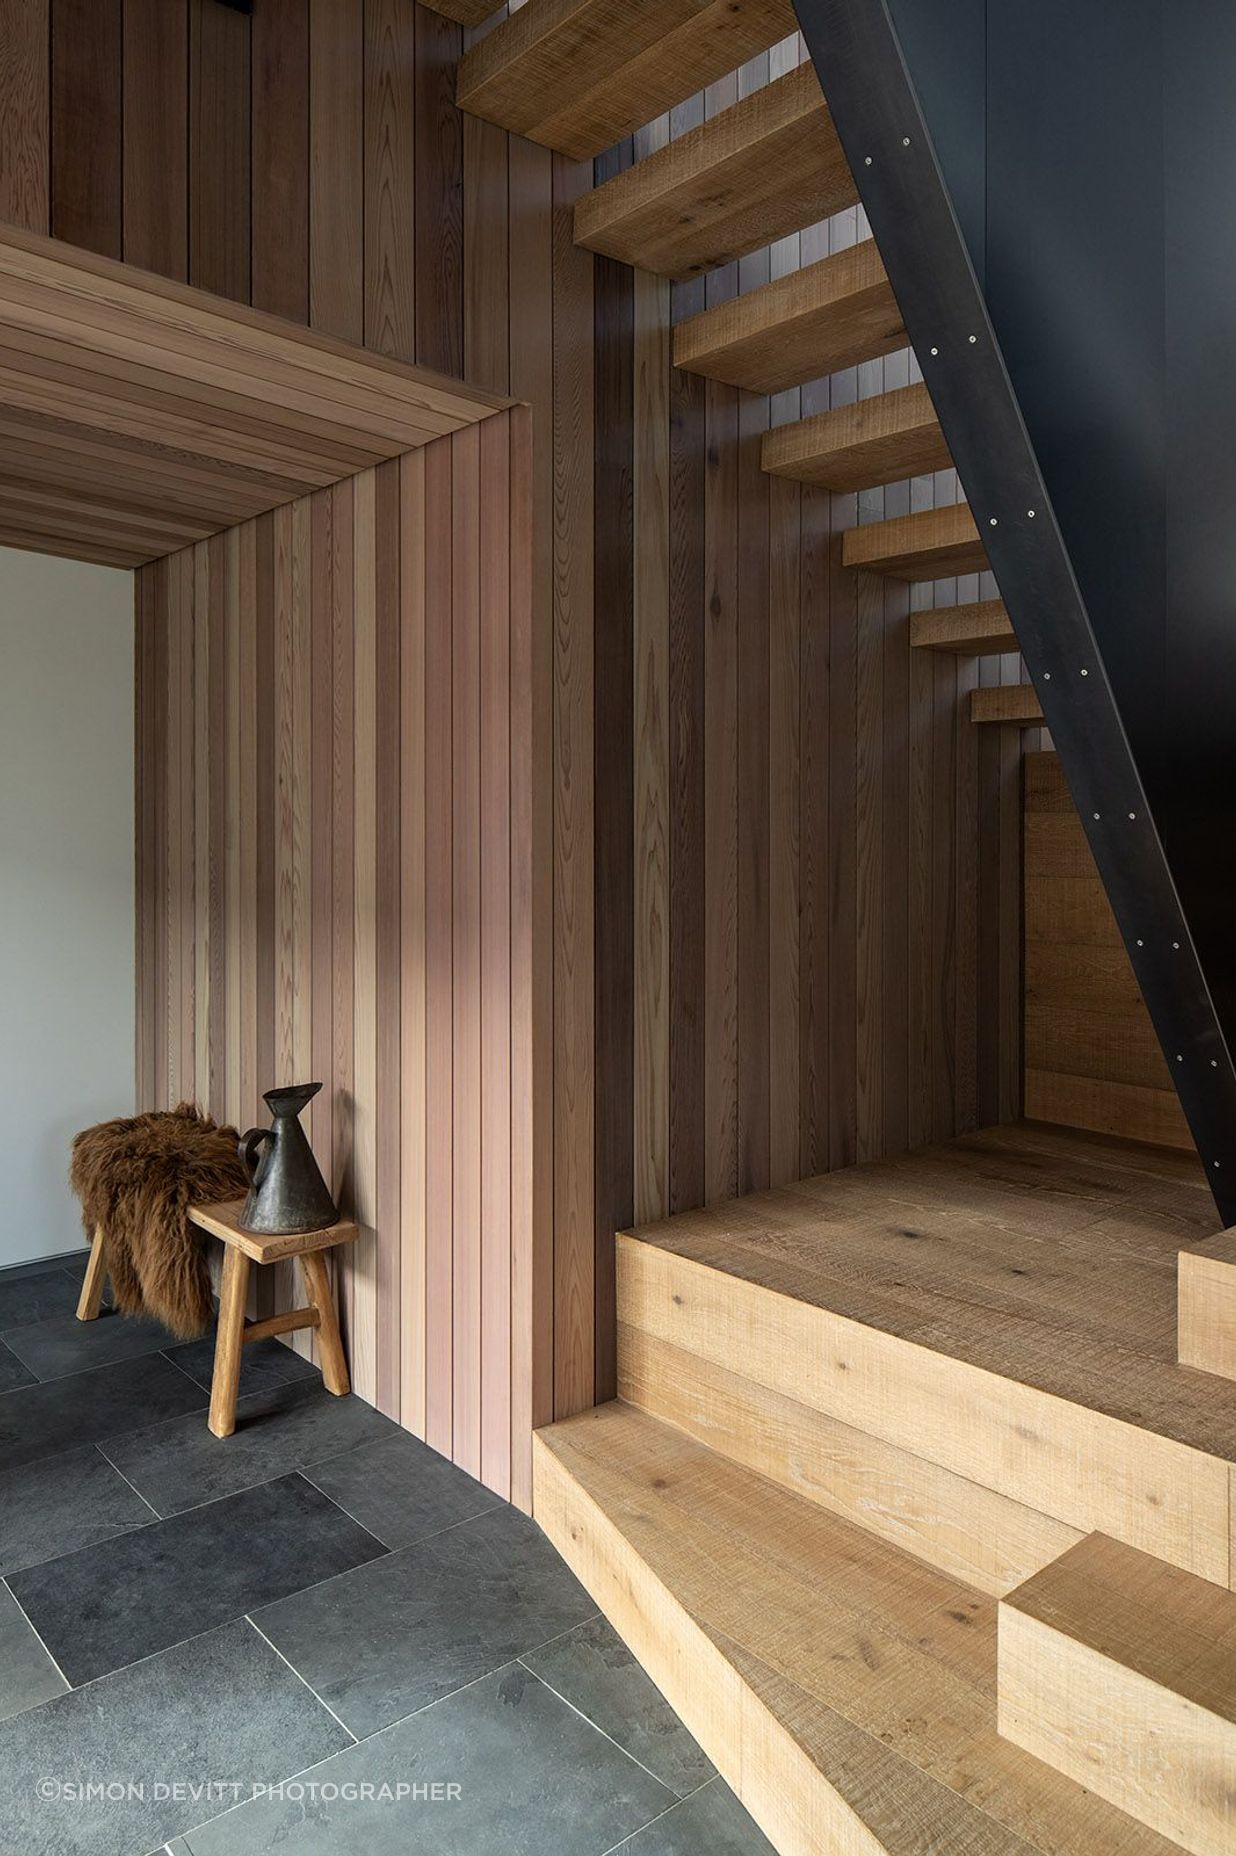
239;1126;272;1185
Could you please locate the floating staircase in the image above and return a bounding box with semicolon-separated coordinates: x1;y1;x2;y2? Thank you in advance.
428;4;1208;1850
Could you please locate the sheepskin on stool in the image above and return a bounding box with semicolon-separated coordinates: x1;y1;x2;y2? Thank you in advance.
70;1104;248;1338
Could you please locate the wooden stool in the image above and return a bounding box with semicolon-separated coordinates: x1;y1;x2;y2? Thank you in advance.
76;1203;359;1439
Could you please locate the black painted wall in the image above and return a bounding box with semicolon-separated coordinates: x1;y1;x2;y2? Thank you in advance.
884;0;1236;1037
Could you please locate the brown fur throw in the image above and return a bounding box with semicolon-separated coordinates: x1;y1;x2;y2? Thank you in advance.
70;1104;248;1338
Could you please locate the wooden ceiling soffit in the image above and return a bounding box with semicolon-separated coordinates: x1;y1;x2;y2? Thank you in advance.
0;227;512;568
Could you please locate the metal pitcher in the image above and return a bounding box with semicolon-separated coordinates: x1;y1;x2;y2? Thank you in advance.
238;1083;339;1236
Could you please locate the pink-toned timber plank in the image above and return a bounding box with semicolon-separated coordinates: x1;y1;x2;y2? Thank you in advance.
479;411;512;1499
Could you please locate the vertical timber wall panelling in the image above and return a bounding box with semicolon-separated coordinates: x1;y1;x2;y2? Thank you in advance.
11;8;1027;1446
136;411;536;1504
1024;751;1193;1153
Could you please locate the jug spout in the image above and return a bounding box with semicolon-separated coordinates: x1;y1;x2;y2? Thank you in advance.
238;1081;339;1236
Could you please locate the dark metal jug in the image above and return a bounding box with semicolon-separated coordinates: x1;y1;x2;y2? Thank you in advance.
238;1083;339;1235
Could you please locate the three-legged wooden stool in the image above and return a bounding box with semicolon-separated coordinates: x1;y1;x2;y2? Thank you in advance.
77;1202;358;1439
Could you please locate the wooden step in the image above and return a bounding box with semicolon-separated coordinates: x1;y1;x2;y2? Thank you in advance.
1000;1531;1236;1856
457;0;798;161
673;238;907;392
574;63;856;281
762;382;950;492
616;1120;1231;1589
971;684;1043;725
536;1402;1191;1856
911;599;1016;654
1178;1232;1236;1380
841;501;988;580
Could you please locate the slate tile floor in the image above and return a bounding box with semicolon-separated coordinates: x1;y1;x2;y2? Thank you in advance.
0;1252;774;1856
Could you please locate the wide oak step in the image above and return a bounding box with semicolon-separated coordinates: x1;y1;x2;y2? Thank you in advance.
762;381;951;491
842;501;989;579
420;0;499;23
672;238;907;392
971;684;1043;725
1000;1532;1236;1856
910;599;1016;654
457;0;798;161
535;1401;1192;1856
574;63;856;280
615;1119;1231;1589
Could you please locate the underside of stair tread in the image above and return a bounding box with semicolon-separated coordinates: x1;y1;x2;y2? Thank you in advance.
972;683;1044;724
763;381;951;491
421;0;498;23
620;1120;1236;1465
534;1402;1190;1856
456;0;798;161
672;238;908;392
574;63;856;280
842;501;989;579
911;599;1016;654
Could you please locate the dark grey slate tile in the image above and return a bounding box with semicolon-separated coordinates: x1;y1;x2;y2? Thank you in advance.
303;1430;499;1549
610;1777;777;1854
253;1502;597;1738
164;1334;319;1397
0;1443;155;1578
4;1308;174;1381
0;1338;36;1392
178;1661;673;1856
0;1255;84;1284
522;1615;715;1798
0;1584;68;1721
0;1354;208;1472
9;1473;387;1687
0;1617;349;1856
103;1380;399;1517
0;1270;81;1332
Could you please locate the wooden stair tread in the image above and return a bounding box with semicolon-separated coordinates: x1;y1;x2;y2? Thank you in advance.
616;1119;1236;1590
971;684;1043;724
672;238;907;392
762;382;951;491
1000;1532;1236;1856
574;64;856;281
535;1402;1188;1856
457;0;798;161
910;600;1016;654
842;501;988;579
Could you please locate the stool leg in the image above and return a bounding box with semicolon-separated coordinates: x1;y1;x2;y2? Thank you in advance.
301;1251;349;1396
76;1226;108;1322
209;1246;251;1439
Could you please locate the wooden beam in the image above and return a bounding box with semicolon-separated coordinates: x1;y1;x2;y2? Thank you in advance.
1179;1234;1236;1380
971;684;1043;725
458;0;797;162
910;599;1016;655
574;64;856;281
673;239;906;393
841;501;988;580
762;382;950;492
1000;1531;1236;1856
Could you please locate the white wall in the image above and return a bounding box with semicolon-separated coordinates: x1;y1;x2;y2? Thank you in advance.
0;547;134;1266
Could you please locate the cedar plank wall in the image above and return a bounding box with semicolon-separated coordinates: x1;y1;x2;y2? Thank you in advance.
0;3;1025;1486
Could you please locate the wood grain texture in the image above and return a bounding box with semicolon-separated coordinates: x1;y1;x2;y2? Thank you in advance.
618;1120;1228;1581
138;410;537;1496
1025;751;1191;1150
536;1401;1188;1856
50;0;121;257
972;683;1042;725
575;63;856;280
94;35;1032;1488
999;1531;1236;1856
457;0;796;161
0;0;49;233
1178;1235;1236;1382
763;381;950;491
